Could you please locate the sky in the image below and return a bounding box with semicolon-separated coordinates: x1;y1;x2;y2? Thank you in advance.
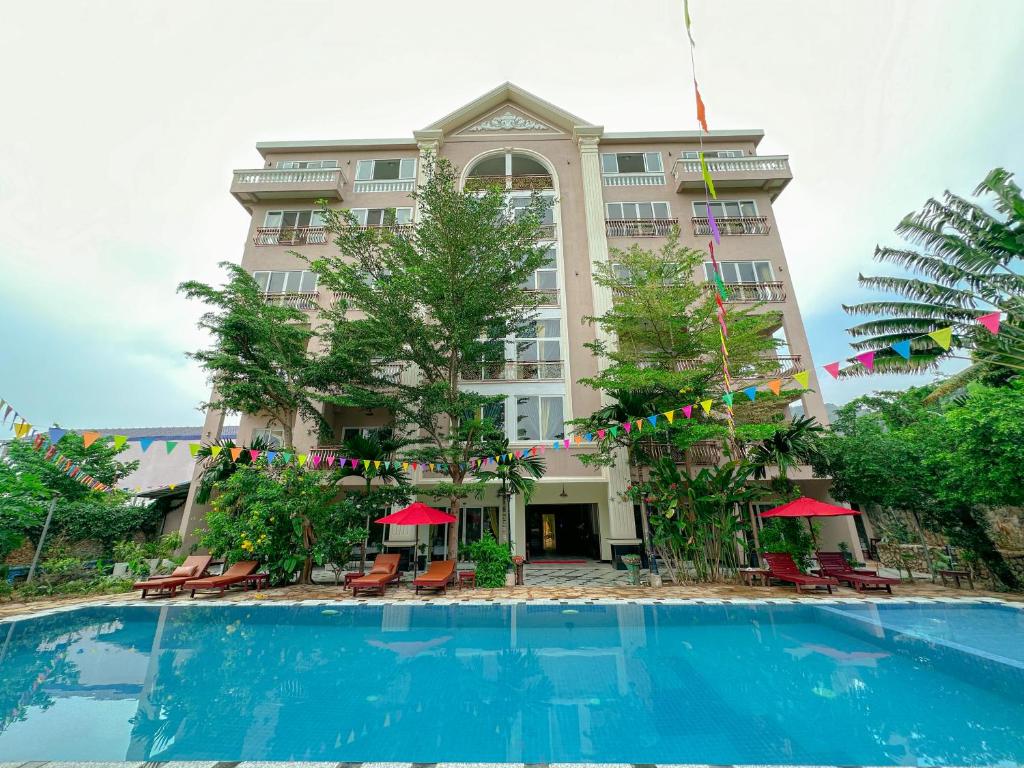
0;0;1021;428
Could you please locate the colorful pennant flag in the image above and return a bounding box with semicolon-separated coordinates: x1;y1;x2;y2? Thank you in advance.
928;327;953;350
682;405;693;419
855;351;875;371
694;81;708;133
824;362;841;379
113;434;127;450
698;152;717;199
165;441;178;454
767;379;782;395
48;427;66;444
700;399;713;414
230;447;243;461
82;431;100;448
978;311;1001;335
721;392;734;407
794;370;810;389
189;444;200;457
891;340;912;360
743;386;757;401
140;438;155;452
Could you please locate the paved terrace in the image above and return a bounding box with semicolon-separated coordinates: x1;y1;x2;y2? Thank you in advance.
2;561;1018;621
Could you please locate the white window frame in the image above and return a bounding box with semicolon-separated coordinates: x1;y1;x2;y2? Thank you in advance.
263;209;327;228
681;149;744;160
348;207;413;227
606;201;672;220
692;200;759;218
354;158;417;182
341;426;394;443
252;270;318;294
514;395;565;442
601;152;664;174
251;427;285;447
704;260;774;284
519;245;558;293
275;160;338;170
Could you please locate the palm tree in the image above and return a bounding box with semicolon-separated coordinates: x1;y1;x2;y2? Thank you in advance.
336;432;409;571
843;168;1023;388
193;435;275;504
473;437;546;551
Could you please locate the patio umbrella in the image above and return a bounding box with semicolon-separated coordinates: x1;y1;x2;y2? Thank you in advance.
758;497;859;549
375;502;457;578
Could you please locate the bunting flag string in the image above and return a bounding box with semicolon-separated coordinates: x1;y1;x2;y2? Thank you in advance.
821;311;1003;379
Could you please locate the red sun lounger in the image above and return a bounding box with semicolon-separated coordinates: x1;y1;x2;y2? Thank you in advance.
764;552;839;594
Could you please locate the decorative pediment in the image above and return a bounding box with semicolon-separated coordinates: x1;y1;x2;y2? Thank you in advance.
466;110;550;133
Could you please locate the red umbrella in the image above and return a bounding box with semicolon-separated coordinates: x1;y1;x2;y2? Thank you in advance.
376;502;457;578
759;497;859;547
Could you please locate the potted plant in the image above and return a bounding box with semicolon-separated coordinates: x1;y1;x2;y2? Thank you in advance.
621;553;642;585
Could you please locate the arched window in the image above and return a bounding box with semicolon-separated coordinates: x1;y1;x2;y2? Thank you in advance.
466;151;553;192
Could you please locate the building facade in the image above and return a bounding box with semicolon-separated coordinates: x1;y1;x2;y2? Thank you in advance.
179;83;866;564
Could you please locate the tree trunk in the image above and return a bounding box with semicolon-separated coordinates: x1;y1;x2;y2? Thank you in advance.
448;494;462;560
907;508;934;578
947;506;1018;589
298;516;315;584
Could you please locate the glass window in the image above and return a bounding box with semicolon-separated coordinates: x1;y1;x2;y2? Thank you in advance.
704;261;773;283
355;160;373;181
515;396;564;441
355;159;417;181
644;152;664;172
516;319;561;363
399;158;416;180
511;196;554;226
693;200;758;218
276;160;336;170
372;159;401;180
611;262;632;284
614;153;646;173
601;154;618;173
252;270;318;293
251;427;284;447
351;208;413;227
606;202;671;220
520;246;557;291
341;426;394;442
601;152;663;173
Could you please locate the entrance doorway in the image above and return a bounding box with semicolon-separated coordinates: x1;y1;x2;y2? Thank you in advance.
526;504;599;560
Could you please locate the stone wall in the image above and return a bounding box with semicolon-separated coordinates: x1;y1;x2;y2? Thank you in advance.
878;542;1024;588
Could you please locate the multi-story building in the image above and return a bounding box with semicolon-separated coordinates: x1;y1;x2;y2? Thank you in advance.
178;83;867;565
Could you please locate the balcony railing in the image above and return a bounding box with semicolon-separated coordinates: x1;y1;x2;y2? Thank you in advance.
307;447;343;468
534;223;557;240
718;281;786;303
672;155;792;196
465;174;554;192
605;218;679;237
350;224;415;235
639;439;721;466
352;179;415;194
692;216;770;236
602;172;666;187
254;226;328;246
231;167;346;206
523;288;559;306
460;360;564;382
261;291;319;310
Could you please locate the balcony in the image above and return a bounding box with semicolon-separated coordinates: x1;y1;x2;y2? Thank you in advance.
460;360;564;382
605;218;678;238
231;167;346;207
523;288;559;306
672;155;792;198
353;179;415;194
254;227;328;246
639;439;721;466
602;172;665;187
465;174;554;192
692;216;770;236
260;291;319;310
717;281;787;303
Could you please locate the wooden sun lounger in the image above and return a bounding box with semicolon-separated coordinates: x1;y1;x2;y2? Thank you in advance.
184;560;260;597
816;551;900;593
764;552;839;594
350;553;401;597
413;560;456;595
133;555;212;598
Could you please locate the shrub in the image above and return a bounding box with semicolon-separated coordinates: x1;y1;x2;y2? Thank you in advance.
760;518;816;571
462;533;512;588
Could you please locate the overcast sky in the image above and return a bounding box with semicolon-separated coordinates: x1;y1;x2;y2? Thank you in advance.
0;0;1021;429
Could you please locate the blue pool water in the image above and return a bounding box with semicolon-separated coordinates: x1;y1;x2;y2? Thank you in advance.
1;601;1022;765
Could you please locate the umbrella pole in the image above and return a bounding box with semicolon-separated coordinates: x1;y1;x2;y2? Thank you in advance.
413;526;419;580
806;516;819;550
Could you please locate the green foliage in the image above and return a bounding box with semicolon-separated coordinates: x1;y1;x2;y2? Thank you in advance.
111;532;183;578
0;432;153;557
760;518;816;571
313;497;369;583
843;167;1024;380
306;154;552;555
642;458;762;583
748;415;825;500
194;435;276;504
179;262;326;448
814;381;1024;588
462;532;512;588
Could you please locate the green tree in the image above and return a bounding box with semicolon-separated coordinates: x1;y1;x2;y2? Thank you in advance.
843;168;1024;390
1;433;152;556
179;263;327;449
749;415;824;500
193;434;276;505
473;436;546;546
305;155;550;557
814;382;1024;589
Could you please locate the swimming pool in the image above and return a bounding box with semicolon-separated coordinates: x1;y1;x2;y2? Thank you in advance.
0;600;1021;765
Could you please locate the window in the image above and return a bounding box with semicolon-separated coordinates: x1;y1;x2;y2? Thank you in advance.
515;319;561;379
469;401;506;431
449;506;500;547
693;200;758;219
516;396;565;441
606;202;671;220
601;152;663;174
264;209;327;228
252;270;318;293
276;159;338;170
349;207;413;227
610;262;633;284
251;427;284;448
519;246;558;292
341;426;394;443
511;196;555;225
704;260;774;283
681;149;744;159
355;158;416;182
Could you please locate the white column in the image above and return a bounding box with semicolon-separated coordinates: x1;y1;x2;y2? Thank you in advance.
575;127;639;546
177;399;225;550
412;129;443;222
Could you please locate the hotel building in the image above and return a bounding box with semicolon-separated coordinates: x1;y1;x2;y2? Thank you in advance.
175;83;867;565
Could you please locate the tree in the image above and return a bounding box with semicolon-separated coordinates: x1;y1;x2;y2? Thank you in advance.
843;168;1024;390
813;383;1024;588
193;434;276;505
179;262;327;449
305;155;550;557
749;415;824;500
1;433;153;555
